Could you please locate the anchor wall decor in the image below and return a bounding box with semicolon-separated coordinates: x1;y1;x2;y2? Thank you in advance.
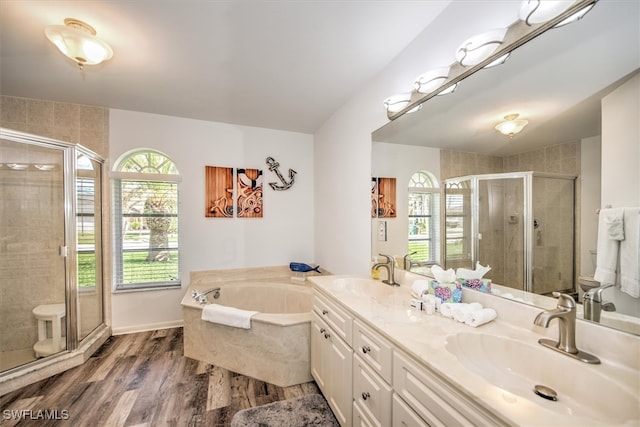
266;156;296;191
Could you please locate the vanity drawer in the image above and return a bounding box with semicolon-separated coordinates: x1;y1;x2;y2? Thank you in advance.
393;351;507;427
313;292;352;345
353;354;392;427
392;393;429;427
353;319;393;383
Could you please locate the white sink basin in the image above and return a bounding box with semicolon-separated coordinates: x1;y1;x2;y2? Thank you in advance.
331;277;395;297
445;333;640;424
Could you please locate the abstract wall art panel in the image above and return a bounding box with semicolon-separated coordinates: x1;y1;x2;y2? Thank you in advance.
237;168;263;218
206;166;234;217
372;177;396;218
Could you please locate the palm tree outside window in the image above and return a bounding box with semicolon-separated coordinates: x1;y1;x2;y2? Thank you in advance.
112;150;181;290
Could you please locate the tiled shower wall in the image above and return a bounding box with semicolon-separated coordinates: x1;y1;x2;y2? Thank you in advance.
440;142;582;291
0;95;109;353
0;95;109;157
440;141;581;179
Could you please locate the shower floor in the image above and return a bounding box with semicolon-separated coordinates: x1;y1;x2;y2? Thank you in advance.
0;348;36;372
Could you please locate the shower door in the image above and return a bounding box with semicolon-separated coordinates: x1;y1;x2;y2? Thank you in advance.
531;175;575;295
476;176;526;290
0;138;67;371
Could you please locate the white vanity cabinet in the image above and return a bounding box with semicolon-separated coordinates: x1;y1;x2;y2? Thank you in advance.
352;319;393;426
311;293;353;426
393;351;507;427
312;287;508;427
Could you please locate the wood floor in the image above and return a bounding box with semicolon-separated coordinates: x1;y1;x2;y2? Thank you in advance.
0;328;320;426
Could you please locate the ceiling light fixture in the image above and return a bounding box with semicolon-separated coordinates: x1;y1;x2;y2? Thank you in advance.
495;113;529;137
44;18;113;69
520;0;595;27
456;28;508;67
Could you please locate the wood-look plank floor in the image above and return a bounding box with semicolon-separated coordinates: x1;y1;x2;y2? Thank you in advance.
0;328;320;427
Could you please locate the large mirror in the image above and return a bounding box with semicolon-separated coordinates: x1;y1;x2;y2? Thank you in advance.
372;1;639;335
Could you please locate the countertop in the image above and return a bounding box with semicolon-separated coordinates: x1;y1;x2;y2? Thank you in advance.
309;275;640;426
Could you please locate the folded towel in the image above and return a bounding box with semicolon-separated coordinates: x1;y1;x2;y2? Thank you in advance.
594;208;620;286
620;208;640;298
201;304;258;329
605;208;625;241
440;302;456;318
452;302;483;323
411;280;429;298
465;308;497;327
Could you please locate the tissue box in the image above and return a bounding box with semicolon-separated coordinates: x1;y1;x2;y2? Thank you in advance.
458;278;492;293
429;280;463;303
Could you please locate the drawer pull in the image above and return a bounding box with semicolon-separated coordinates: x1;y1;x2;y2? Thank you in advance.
324;333;330;339
361;346;371;354
322;309;329;315
319;328;325;334
362;392;370;400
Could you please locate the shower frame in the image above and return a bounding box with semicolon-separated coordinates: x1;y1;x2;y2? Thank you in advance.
444;171;576;293
0;128;110;393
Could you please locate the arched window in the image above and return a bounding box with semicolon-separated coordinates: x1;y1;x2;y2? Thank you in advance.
112;150;181;291
407;171;440;267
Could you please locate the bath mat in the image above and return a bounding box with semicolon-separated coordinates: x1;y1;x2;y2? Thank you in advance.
230;394;339;427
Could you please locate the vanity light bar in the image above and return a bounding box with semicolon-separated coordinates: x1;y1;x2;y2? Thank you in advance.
384;0;598;121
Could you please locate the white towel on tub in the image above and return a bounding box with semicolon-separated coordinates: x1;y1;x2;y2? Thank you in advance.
201;304;258;329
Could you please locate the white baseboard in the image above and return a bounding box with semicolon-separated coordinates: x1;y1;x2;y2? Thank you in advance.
111;319;184;335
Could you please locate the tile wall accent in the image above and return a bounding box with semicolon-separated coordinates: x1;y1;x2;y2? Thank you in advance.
0;95;109;158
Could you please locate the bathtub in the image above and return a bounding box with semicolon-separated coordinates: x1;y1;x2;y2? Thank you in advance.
181;279;313;387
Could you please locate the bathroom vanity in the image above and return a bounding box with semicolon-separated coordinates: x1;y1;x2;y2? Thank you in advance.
309;275;640;426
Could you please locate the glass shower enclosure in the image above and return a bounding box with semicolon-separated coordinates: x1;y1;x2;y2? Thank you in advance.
0;128;104;374
444;172;576;295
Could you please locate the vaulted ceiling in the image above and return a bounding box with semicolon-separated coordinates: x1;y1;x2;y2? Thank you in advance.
0;1;450;133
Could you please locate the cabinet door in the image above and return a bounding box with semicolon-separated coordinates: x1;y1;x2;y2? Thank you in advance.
311;312;329;393
353;354;392;427
327;327;353;427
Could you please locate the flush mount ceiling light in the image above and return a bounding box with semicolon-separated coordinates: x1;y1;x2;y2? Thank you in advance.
495;113;529;137
520;0;595;27
44;18;113;69
414;67;450;94
456;28;508;67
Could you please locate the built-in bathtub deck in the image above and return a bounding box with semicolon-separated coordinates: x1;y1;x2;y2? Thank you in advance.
182;266;318;387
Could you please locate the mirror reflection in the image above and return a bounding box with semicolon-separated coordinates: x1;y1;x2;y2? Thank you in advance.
371;1;639;335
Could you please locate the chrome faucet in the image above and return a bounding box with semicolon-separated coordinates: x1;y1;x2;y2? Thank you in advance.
403;251;417;270
373;254;399;286
534;293;600;364
191;287;221;304
583;284;616;322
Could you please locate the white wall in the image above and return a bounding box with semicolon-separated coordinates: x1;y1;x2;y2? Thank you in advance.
109;109;314;332
600;73;640;317
313;1;518;275
601;73;640;207
371;142;441;262
579;135;602;277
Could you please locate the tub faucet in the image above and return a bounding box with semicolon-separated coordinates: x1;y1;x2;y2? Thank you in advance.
534;293;600;364
583;284;616;322
191;287;220;305
373;254;399;286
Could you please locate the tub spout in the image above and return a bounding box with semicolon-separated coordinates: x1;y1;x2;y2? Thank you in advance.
192;287;220;304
